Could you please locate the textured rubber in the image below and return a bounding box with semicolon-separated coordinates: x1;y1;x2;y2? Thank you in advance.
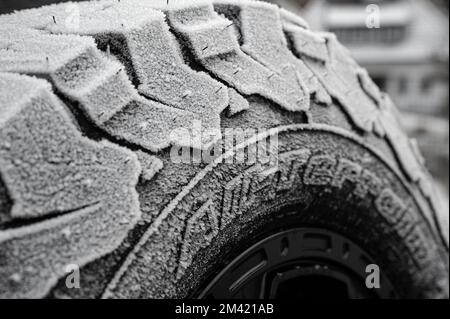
0;0;448;299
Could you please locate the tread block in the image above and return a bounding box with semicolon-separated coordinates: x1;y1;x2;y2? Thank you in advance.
375;94;438;230
135;151;164;182
121;9;228;117
378;95;425;183
227;87;250;116
279;8;310;29
0;72;139;219
357;68;382;105
175;19;239;60
0;28;135;125
1;0;232;150
0;19;222;151
168;1;309;112
0;73;141;298
283;24;329;63
0;27;96;75
29;0;230;121
104;98;221;150
286;31;379;132
215;0;330;105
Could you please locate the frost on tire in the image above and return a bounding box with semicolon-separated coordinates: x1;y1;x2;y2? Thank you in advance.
0;73;141;298
0;3;230;151
166;1;309;112
285;27;380;132
214;0;331;106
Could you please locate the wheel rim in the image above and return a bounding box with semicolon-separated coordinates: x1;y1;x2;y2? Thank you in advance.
198;228;396;299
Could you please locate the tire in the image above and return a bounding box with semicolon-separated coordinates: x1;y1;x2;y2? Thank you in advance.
0;0;448;299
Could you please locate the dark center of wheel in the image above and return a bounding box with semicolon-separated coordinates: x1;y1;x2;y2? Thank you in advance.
198;228;396;299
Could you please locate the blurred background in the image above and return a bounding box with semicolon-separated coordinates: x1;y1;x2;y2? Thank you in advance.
267;0;449;218
1;0;448;212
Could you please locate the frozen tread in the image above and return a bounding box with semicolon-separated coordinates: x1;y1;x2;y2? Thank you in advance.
226;87;250;116
0;73;141;298
135;151;164;182
286;30;380;132
166;1;309;112
0;4;228;150
214;0;331;105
